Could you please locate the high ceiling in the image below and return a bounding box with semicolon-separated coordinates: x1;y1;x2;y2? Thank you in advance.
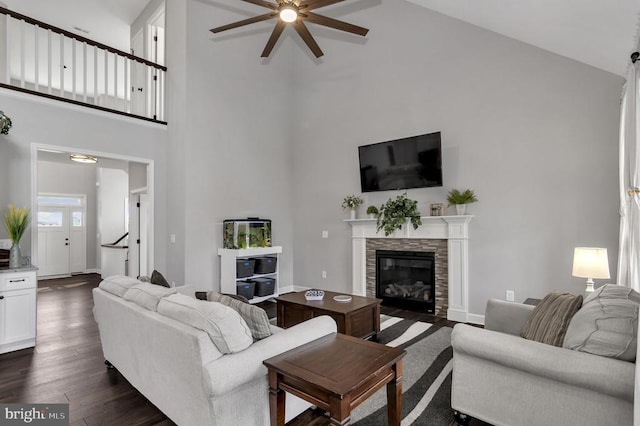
407;0;640;77
1;0;638;77
2;0;151;52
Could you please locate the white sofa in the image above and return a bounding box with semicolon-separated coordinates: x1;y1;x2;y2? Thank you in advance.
92;278;337;426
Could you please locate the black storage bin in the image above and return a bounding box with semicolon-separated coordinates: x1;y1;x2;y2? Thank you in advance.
252;277;276;297
236;281;255;300
254;256;277;274
236;259;256;278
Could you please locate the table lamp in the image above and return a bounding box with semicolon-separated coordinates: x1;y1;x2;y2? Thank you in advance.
572;247;610;292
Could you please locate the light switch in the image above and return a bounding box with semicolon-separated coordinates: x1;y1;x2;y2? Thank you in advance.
322;231;328;239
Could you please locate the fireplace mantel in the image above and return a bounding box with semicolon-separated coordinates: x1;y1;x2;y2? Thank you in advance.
346;216;474;323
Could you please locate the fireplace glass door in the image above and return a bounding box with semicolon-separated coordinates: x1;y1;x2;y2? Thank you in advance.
376;250;435;313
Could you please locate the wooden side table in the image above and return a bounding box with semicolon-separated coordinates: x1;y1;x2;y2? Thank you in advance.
263;333;406;426
276;290;381;340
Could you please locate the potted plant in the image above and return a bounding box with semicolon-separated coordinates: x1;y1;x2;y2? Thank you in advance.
0;110;12;135
376;193;422;236
366;205;379;220
446;189;478;215
3;204;30;268
342;195;364;219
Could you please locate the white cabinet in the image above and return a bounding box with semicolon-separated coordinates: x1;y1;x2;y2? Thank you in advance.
0;268;37;354
218;246;282;304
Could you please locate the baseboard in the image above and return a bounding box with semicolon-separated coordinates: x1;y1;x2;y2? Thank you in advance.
38;274;72;280
466;313;485;325
278;285;309;294
84;268;101;275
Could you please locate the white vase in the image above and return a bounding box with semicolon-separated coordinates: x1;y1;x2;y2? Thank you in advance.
455;204;467;215
368;214;376;220
349;209;357;220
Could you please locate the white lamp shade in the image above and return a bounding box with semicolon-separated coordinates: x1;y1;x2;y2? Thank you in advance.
572;247;610;279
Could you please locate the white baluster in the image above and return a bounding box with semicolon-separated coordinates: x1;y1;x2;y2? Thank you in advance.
34;24;39;91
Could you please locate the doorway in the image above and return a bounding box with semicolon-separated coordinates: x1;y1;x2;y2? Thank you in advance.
37;195;87;277
31;145;155;280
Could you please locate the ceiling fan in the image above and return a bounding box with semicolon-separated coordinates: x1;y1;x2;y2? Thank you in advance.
210;0;369;58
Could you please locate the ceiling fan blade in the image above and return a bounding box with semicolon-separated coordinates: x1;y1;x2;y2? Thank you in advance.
210;12;278;33
292;21;324;58
241;0;278;10
301;12;368;36
301;0;346;11
261;21;286;57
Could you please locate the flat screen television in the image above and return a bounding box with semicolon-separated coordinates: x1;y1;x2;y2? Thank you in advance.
358;132;443;192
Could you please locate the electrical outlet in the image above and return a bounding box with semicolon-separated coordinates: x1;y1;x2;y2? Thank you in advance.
506;290;515;302
322;231;328;239
170;234;176;243
321;270;327;279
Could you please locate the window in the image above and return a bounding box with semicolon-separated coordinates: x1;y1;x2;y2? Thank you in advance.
72;211;83;227
37;196;82;206
38;211;63;227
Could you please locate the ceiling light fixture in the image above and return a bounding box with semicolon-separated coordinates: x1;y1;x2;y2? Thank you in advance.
279;3;298;23
70;154;98;164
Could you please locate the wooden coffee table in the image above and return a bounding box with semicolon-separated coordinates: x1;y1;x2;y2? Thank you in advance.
263;333;406;426
276;290;381;340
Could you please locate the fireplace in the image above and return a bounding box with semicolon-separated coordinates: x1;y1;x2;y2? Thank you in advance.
376;250;435;313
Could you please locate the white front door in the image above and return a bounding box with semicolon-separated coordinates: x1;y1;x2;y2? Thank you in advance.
37;207;70;276
37;202;87;277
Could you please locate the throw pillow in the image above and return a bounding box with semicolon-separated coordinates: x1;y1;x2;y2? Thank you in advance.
563;284;640;362
158;293;253;354
520;291;583;347
123;282;177;311
208;292;272;340
98;275;141;298
150;270;171;288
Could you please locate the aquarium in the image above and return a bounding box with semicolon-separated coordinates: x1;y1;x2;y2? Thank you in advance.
223;218;272;249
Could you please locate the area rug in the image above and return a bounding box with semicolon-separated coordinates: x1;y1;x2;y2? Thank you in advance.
351;315;454;426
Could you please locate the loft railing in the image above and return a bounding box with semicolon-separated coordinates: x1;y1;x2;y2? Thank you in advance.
0;7;166;124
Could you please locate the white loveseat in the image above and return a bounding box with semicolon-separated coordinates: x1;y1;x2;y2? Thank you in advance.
93;277;337;426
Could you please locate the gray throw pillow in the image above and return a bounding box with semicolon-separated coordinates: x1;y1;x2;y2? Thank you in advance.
150;270;171;288
563;284;640;362
208;292;272;340
520;291;583;347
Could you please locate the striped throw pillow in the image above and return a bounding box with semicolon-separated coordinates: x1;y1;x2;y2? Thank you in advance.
520;291;583;346
208;292;272;341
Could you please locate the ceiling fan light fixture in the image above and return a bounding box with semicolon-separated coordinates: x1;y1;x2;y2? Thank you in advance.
279;5;298;23
70;154;98;164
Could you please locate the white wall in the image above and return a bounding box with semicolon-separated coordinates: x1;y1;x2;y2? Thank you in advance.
163;0;297;290
289;1;624;315
37;159;98;270
0;89;168;274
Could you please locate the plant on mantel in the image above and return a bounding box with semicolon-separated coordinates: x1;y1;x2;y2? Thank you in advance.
376;193;422;236
446;189;478;215
0;110;12;135
342;195;364;210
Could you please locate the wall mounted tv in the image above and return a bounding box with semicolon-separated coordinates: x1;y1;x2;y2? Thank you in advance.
358;132;443;192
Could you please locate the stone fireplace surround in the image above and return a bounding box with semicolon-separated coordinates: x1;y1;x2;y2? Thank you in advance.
366;239;448;317
346;216;475;323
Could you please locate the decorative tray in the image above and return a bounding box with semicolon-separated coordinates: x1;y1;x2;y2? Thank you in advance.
304;290;325;301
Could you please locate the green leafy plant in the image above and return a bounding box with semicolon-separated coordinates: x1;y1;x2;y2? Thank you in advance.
446;189;478;206
376;193;422;236
342;195;364;210
4;204;30;243
366;205;379;216
0;110;12;135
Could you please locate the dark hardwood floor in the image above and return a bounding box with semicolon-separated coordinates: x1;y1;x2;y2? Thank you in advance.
0;275;486;426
